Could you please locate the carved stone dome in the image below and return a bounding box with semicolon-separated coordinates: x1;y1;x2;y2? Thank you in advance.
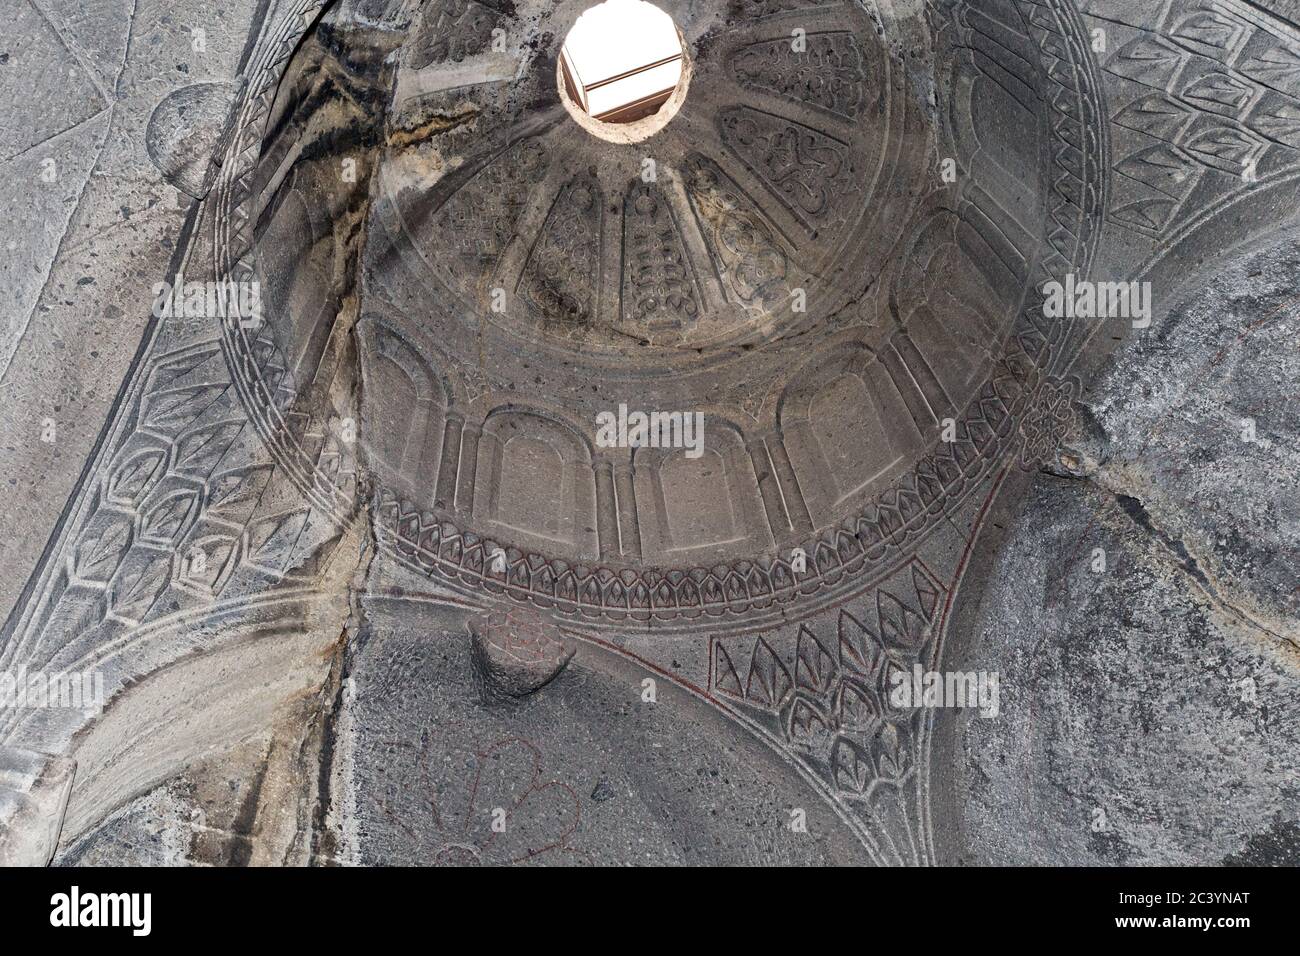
5;0;1298;871
243;0;1100;622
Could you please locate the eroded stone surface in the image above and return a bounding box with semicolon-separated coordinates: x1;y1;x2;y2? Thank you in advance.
0;745;75;866
959;475;1299;865
959;230;1300;866
2;0;1297;867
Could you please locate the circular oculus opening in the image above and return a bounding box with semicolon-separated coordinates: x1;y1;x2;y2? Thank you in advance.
558;0;689;143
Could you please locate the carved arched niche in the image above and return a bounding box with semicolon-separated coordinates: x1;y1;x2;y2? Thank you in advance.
945;0;1044;222
779;344;921;528
356;320;450;507
632;417;769;563
891;204;1023;408
474;407;600;559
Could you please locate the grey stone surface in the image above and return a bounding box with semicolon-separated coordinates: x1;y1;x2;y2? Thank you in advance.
959;231;1300;865
325;595;874;865
1082;236;1300;641
2;0;1297;867
0;0;267;628
0;744;75;866
959;475;1299;865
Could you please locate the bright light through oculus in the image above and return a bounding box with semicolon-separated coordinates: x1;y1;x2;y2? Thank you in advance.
560;0;685;125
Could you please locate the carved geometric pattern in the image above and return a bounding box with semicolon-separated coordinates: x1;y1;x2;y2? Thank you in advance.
0;0;1160;875
1010;0;1108;372
0;0;339;751
182;0;1101;638
434;140;550;282
407;0;502;70
682;153;791;310
221;0;1105;624
374;349;1031;620
1018;374;1080;469
620;181;703;330
41;336;305;630
8;0;1299;871
1099;1;1300;236
212;0;357;523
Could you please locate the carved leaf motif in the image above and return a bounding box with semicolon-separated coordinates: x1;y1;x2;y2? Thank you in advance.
745;637;792;708
831;737;872;795
1247;95;1300;146
144;384;228;432
1113;94;1192;141
834;679;880;732
75;521;131;581
110;552;172;620
677;578;700;606
1184;124;1260;169
654;580;674;606
142;492;198;544
870;721;910;783
107;451;165;505
533;565;556;596
245;509;309;568
206;465;272;522
683;155;789;309
1170;11;1244;57
911;565;941;620
877;588;930;652
178;536;238;592
1111;195;1178;233
714;642;744;699
837;610;881;676
148;352;215;393
622;182;700;329
174;421;244;475
788;697;830;748
1108;36;1184;89
719;107;848;225
1181;72;1253;114
794;625;837;695
1240;41;1300;87
1114;144;1193;198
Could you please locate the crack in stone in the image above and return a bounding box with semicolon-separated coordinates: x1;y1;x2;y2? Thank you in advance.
387;107;480;149
1095;477;1295;650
